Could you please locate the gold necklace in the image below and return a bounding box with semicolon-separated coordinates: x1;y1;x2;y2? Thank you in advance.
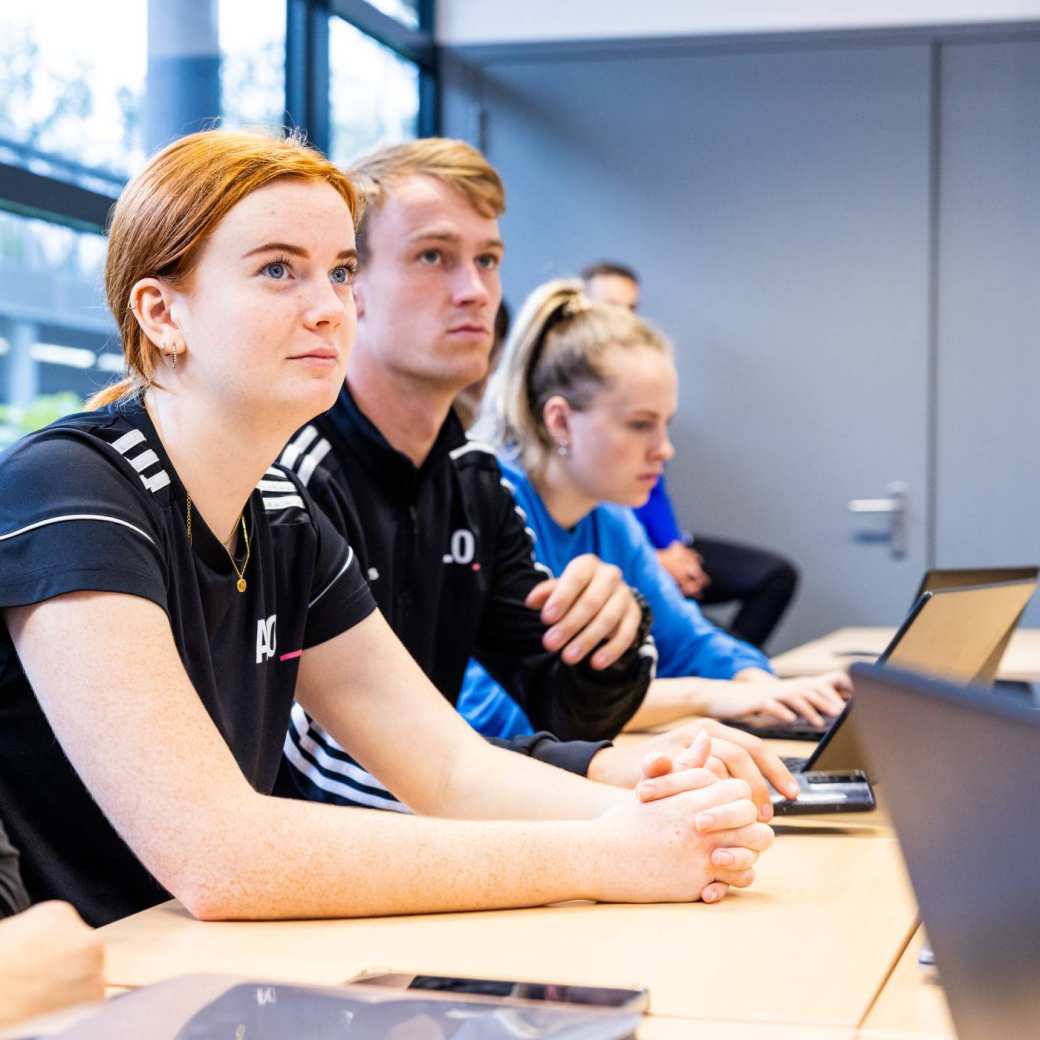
186;493;250;593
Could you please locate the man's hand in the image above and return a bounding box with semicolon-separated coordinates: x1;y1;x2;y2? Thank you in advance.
731;669;851;728
590;772;774;905
588;718;802;815
527;554;642;670
657;542;710;598
0;901;105;1028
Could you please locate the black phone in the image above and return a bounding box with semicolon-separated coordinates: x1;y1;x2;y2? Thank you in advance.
771;769;877;815
350;971;649;1012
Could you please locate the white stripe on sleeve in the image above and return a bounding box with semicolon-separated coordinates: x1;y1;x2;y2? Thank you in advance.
0;513;156;546
308;548;354;608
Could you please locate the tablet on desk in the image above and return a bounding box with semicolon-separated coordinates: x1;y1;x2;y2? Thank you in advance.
350;971;650;1013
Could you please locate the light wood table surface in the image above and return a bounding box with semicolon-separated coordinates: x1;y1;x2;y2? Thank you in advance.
641;1019;854;1039
99;829;915;1030
771;626;1040;681
858;929;953;1039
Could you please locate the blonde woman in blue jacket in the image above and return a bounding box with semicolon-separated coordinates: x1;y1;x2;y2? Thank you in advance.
460;279;850;739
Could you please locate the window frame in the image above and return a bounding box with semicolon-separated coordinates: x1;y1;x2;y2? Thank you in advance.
0;0;439;233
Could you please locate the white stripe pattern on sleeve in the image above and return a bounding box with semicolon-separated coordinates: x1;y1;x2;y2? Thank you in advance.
448;440;496;460
496;476;556;581
262;494;306;511
110;428;171;494
296;437;332;487
0;514;156;545
638;633;659;679
308;547;354;608
283;705;412;812
279;425;319;470
256;465;308;514
279;426;332;488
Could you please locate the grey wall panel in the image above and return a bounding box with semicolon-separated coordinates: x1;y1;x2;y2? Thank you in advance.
935;40;1040;625
448;44;933;650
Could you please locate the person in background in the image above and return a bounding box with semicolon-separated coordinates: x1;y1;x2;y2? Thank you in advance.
581;260;799;648
459;279;849;739
1;813;103;1029
277;138;798;812
0;130;772;929
0;900;105;1029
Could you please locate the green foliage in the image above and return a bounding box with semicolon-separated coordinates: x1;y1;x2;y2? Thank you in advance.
0;392;84;447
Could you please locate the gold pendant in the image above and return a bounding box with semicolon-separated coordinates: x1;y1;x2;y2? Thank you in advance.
236;578;247;593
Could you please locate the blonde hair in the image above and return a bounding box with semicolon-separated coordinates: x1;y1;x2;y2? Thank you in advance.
474;279;671;476
347;137;505;261
89;129;361;409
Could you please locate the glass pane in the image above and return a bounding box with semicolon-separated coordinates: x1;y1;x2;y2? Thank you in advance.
0;0;284;193
219;0;286;132
0;211;119;447
328;18;420;165
366;0;420;29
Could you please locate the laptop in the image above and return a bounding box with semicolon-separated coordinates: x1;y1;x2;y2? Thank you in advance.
772;577;1036;814
917;566;1038;697
852;663;1040;1040
738;563;1039;741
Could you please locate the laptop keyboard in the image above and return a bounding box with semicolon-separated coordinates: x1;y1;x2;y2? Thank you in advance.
729;719;829;741
804;771;867;785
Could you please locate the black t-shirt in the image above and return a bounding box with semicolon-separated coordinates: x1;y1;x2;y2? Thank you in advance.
0;401;375;925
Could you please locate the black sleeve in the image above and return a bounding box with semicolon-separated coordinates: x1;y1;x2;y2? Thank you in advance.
298;482;377;650
0;816;29;918
488;732;612;776
0;431;168;613
472;471;655;743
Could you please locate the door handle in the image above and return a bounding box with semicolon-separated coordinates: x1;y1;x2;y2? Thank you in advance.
848;481;908;560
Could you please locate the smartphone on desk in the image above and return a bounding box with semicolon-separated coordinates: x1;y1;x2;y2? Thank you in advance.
350;971;649;1013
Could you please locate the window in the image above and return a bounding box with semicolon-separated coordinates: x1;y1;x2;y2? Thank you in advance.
0;3;146;194
328;17;420;164
0;0;436;435
365;0;420;29
0;211;115;448
0;0;285;192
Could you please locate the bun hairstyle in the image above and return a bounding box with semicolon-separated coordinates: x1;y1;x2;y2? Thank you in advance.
474;278;671;476
89;129;361;409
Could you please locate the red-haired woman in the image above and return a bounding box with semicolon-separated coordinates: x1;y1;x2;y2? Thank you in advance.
0;131;771;928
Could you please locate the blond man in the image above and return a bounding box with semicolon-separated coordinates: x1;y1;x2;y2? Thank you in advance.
278;139;796;815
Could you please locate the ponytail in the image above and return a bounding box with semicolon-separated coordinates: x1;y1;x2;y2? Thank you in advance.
474;278;670;476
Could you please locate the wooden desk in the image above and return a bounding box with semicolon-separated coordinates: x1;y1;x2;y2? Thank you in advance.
771;626;1040;682
858;930;953;1039
99;830;915;1030
642;1020;853;1038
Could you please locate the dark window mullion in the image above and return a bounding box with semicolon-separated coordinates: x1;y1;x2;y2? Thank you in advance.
0;162;114;234
327;0;435;69
286;0;331;154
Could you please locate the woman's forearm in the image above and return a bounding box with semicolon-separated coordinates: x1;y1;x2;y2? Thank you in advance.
188;792;598;920
437;739;625;819
623;676;721;730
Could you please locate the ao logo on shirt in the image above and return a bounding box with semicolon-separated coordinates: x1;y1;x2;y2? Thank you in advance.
256;615;277;663
442;528;478;569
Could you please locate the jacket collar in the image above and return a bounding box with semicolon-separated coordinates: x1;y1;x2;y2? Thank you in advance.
323;381;467;501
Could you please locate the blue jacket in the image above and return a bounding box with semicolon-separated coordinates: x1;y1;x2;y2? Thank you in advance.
632;473;684;549
458;460;772;739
